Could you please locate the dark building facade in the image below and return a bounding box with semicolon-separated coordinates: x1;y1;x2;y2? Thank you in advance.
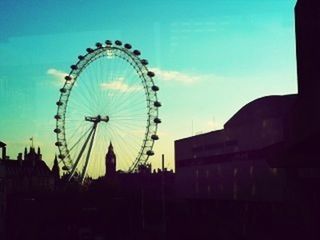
175;95;296;200
0;143;55;239
279;0;320;167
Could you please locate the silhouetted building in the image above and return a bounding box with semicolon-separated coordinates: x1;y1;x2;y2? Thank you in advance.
0;143;55;239
275;0;320;168
105;142;116;176
175;95;296;200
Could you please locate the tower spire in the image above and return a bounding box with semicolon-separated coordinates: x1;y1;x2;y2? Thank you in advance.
52;155;60;179
105;141;116;177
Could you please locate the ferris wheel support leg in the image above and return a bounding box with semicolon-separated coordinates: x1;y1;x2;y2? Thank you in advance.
80;123;98;183
68;125;96;181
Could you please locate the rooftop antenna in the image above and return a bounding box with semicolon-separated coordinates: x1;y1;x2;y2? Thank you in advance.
192;120;194;136
161;154;167;239
29;137;34;148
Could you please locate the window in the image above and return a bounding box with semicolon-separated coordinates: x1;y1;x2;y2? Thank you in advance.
195;169;199;178
251;183;256;197
250;166;254;176
233;181;238;200
233;168;238;177
271;168;278;175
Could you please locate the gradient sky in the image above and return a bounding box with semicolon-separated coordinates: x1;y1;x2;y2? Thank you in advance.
0;0;297;172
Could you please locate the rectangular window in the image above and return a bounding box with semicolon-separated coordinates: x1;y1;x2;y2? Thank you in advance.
207;185;211;194
233;181;238;200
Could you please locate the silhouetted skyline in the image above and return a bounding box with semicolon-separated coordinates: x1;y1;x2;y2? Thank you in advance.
2;1;320;240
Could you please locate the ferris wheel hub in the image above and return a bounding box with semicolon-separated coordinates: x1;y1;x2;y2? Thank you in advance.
85;115;109;123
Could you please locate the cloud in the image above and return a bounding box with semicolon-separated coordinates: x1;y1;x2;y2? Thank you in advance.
150;68;200;84
47;68;68;86
100;77;142;92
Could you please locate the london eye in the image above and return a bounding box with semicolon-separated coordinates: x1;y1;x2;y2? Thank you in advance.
54;40;161;183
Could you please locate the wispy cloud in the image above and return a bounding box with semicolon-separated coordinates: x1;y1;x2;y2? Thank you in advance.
150;68;222;85
100;77;142;92
47;68;68;87
150;68;200;84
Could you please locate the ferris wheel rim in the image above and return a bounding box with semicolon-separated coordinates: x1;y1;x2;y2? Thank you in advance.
54;40;160;177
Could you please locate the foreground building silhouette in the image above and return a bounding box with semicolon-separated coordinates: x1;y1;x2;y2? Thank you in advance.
0;142;55;239
1;1;320;240
175;94;296;200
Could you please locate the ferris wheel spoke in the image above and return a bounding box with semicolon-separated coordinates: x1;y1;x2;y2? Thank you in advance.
94;57;106;112
74;71;96;107
105;62;139;111
67;102;93;118
110;125;140;168
108;94;146;114
69;87;97;111
111;91;146;114
106;124;132;169
110;120;145;142
79;67;99;113
109;95;146;117
110;109;146;120
68;125;93;152
107;81;142;112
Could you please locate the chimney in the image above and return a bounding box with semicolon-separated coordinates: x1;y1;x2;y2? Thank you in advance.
0;141;7;160
17;153;23;161
17;153;23;166
2;146;6;160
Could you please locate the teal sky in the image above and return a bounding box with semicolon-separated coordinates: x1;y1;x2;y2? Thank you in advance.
0;0;297;172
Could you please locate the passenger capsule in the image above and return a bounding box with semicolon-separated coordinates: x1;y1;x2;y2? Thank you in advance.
151;85;159;91
146;150;155;156
55;141;62;146
154;101;162;107
70;65;78;70
86;48;94;53
58;154;65;159
133;50;141;56
124;43;132;49
54;114;61;120
95;42;102;48
105;40;112;45
151;134;159;140
115;40;122;46
60;88;67;93
56;101;63;106
141;59;148;65
147;71;155;77
54;128;61;134
154;117;161;124
65;75;72;81
78;55;85;60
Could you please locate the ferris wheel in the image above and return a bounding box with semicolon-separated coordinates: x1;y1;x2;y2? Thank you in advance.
54;40;161;182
